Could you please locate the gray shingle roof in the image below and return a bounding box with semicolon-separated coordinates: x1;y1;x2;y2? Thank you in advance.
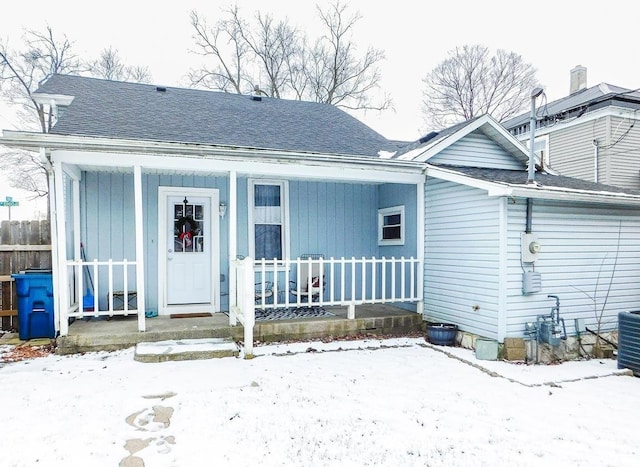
37;74;406;157
433;164;640;196
392;116;483;158
503;83;640;130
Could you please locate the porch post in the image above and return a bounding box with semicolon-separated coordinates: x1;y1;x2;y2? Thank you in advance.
133;165;146;332
416;180;425;315
53;159;70;336
497;197;508;342
228;170;238;318
72;177;81;265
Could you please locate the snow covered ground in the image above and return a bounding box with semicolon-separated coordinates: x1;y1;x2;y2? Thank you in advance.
1;337;638;467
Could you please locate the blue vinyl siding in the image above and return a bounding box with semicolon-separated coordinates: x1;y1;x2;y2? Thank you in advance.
431;132;525;170
80;172;136;310
81;173;228;312
376;184;418;311
376;183;417;258
80;174;413;311
506;200;640;337
423;178;502;338
287;180;378;259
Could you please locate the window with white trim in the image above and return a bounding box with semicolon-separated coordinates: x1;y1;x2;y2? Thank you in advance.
378;205;405;246
526;135;550;169
249;180;288;260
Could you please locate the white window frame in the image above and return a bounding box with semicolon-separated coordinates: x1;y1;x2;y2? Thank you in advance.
525;134;550;169
248;179;289;262
378;205;405;246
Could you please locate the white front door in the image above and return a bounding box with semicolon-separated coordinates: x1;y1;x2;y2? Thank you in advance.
159;188;219;313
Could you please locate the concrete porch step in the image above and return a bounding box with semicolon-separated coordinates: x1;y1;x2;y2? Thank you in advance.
134;337;239;363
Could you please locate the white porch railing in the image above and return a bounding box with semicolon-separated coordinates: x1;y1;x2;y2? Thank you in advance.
65;259;143;326
229;257;256;357
230;256;421;358
254;256;421;311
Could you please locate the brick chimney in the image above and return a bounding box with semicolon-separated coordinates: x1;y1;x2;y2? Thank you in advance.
570;65;587;94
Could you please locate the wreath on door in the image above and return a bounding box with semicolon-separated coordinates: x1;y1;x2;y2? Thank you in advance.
175;215;200;247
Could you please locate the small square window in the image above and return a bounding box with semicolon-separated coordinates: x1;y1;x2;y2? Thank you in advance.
378;206;404;246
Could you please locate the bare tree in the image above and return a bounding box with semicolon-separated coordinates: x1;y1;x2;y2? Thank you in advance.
234;10;300;98
422;44;539;130
188;1;391;111
90;46;124;81
188;9;248;94
1;26;83;206
307;1;390;111
89;46;152;83
1;26;82;133
126;64;153;84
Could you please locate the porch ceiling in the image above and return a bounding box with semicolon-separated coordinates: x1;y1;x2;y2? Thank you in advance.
69;163;418;185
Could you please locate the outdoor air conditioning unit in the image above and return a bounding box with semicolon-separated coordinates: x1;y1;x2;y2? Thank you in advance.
618;311;640;376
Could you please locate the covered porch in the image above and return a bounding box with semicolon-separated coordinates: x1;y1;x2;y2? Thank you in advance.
28;135;426;355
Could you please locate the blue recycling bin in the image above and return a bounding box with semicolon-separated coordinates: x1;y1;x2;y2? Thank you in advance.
11;270;55;340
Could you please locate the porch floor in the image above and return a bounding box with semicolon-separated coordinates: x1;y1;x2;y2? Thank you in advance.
56;304;425;355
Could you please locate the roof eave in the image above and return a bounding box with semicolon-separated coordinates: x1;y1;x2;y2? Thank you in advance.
506;186;640;206
0;130;426;174
426;165;640;206
32;92;75;106
406;115;529;164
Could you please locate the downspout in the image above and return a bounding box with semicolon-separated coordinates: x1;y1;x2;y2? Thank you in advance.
526;198;533;234
40;148;63;335
592;139;599;183
416;179;425;316
525;87;543;254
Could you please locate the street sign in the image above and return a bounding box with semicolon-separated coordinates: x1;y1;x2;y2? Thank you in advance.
0;196;19;207
0;196;19;221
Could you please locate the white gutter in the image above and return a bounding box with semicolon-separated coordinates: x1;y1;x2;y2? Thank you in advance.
503;186;640;206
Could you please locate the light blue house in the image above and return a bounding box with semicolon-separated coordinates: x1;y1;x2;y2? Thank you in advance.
0;74;425;341
3;75;640;353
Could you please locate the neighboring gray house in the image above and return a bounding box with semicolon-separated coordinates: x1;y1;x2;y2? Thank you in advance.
396;114;640;343
503;66;640;190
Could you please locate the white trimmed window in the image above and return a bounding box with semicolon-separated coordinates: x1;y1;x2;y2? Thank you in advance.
525;135;550;169
378;205;405;246
248;180;289;260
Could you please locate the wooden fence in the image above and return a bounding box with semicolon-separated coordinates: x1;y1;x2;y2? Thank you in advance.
0;220;52;332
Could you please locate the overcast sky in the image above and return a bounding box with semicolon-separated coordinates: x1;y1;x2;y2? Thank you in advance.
1;0;639;217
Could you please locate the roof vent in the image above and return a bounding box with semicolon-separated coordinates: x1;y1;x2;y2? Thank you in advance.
156;86;167;93
418;131;439;144
251;85;265;101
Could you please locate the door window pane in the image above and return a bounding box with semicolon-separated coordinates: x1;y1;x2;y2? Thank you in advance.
174;201;205;253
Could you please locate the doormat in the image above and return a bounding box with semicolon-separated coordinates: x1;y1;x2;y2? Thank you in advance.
255;307;335;321
170;313;213;319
